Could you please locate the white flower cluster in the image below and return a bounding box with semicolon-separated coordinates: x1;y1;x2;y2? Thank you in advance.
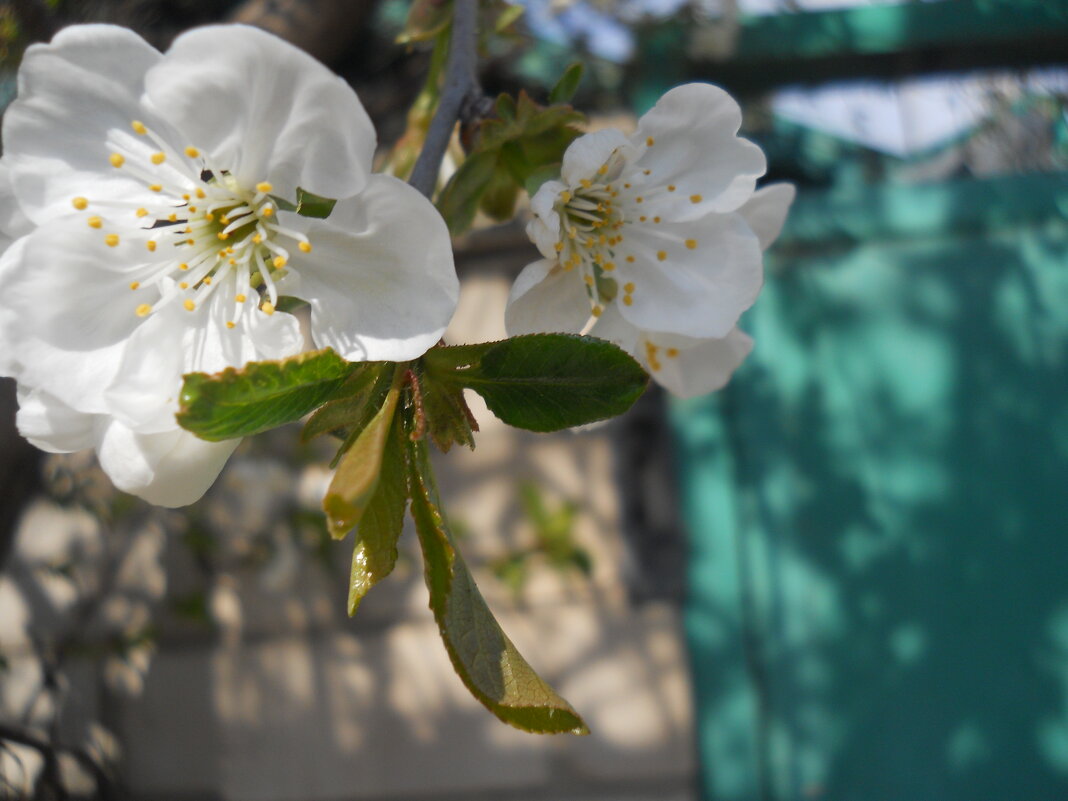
506;83;794;397
0;25;458;506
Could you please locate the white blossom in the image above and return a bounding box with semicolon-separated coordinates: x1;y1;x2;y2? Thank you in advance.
0;25;458;506
506;82;793;397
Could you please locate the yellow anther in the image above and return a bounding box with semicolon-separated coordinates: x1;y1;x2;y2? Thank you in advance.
136;208;148;218
146;240;157;252
666;348;679;358
188;206;197;213
105;233;120;247
226;247;234;254
204;276;213;285
636;196;644;204
568;226;577;239
624;282;635;293
72;197;88;210
195;188;206;199
135;303;152;317
149;184;162;192
599;235;607;245
580;179;592;189
592;305;604;318
168;213;177;222
179;282;189;289
261;301;275;315
690;194;702;203
623;295;634;306
182;194;191;201
185;146;200;158
228;258;236;265
656;250;667;261
252;234;262;244
179;263;189;271
597;165;608;175
129;281;140;290
110;152;126;168
646;136;655;147
131;120;147;135
220;216;230;225
186;239;195;245
668;185;676;192
150;152;166;165
623;183;631;189
261;206;274;217
235;294;247;303
685;239;697;249
183;299;196;312
653;216;662;223
561;191;572;203
583;275;595;286
603;261;616;272
205;213;215;222
639;215;647;222
226;321;236;329
643;169;651;176
217;232;229;240
298;241;312;253
256;181;273;193
554;242;564;253
272;256;287;269
87;216;103;229
626;255;635;263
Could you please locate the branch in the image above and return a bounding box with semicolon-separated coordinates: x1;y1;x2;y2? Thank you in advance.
408;0;481;198
0;722;116;801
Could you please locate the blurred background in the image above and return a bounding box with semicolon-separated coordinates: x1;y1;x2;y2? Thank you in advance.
2;0;1068;799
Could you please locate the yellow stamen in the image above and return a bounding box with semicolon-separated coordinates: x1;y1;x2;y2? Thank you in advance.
656;250;666;261
643;169;651;176
272;256;287;269
185;146;199;158
639;215;647;222
87;216;103;229
653;216;661;223
110;153;125;168
554;242;564;253
603;261;616;272
136;208;148;218
298;241;312;253
72;197;88;210
105;233;120;247
135;303;152;317
624;282;635;293
129;281;140;290
179;282;189;289
635;196;643;204
226;321;236;329
217;232;229;240
256;182;273;193
592;305;603;317
583;275;595;286
252;234;262;244
204;277;213;285
666;348;679;358
560;191;572;203
179;263;189;271
261;301;275;315
195;188;206;199
188;206;197;213
146;241;157;252
150;152;166;165
623;295;634;306
685;239;697;249
149;184;162;192
167;213;177;222
626;255;635;263
580;179;592;189
184;299;196;311
131;120;147;135
261;206;274;217
646;136;655;147
235;294;247;303
690;194;702;203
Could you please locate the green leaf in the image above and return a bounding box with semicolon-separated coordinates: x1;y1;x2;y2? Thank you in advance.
347;414;408;615
408;439;588;735
322;368;403;539
549;62;584;105
479;164;520;221
523;163;562;197
302;362;392;443
178;349;360;442
418;369;478;452
424;334;648;432
436;149;499;236
295;188;337;219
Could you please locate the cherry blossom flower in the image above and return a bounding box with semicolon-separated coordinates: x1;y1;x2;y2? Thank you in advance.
0;25;458;506
505;82;793;397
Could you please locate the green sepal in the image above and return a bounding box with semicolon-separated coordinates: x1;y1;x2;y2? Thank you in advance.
177;349;360;442
301;362;392;444
436;149;499;236
407;438;589;735
423;334;649;432
415;364;479;452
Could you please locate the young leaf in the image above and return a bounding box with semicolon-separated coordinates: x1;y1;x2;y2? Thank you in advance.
436;150;499;236
348;415;409;615
549;62;584;105
424;334;648;432
322;369;403;540
178;349;360;442
408;440;588;735
418;371;478;452
302;362;392;442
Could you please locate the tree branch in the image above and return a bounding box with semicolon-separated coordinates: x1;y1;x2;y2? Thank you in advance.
0;722;116;800
408;0;481;199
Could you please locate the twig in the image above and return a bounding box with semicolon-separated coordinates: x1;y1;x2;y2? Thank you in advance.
0;722;116;800
408;0;481;198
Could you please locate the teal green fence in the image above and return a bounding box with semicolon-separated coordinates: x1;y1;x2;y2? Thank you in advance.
671;171;1068;799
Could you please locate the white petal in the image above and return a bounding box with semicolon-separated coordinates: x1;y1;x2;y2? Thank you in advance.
97;420;239;508
632;83;766;219
739;183;796;250
144;25;375;202
614;211;763;339
286;174;458;361
107;276;302;433
527;180;566;259
645;327;753;398
0;217;164;413
585;302;639;353
505;259;592;336
561;129;632;186
0;161;32;246
2;24;168;224
16;386;100;453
